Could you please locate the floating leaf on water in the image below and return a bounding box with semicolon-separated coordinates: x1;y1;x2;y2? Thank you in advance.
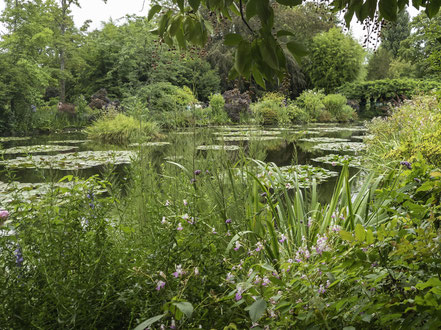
0;150;137;170
47;140;90;144
255;164;339;189
0;136;31;142
312;142;366;152
213;130;282;136
312;154;363;168
298;137;350;143
196;145;240;151
129;142;171;147
351;135;374;141
0;145;79;155
215;136;282;142
308;126;368;133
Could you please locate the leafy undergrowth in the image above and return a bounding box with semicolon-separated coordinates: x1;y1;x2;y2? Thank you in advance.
0;148;440;329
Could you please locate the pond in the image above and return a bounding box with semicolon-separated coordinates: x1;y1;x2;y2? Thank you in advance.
0;123;368;204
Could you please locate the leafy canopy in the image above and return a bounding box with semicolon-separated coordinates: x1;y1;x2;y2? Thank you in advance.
146;0;441;87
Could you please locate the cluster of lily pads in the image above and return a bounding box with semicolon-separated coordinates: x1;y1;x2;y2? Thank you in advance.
0;150;136;170
0;179;105;205
0;136;31;142
298;137;350;143
47;140;89;145
128;142;171;147
196;145;240;151
312;142;366;153
0;145;78;155
255;163;338;189
312;154;363;168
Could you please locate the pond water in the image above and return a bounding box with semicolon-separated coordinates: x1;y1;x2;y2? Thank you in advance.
0;123;368;204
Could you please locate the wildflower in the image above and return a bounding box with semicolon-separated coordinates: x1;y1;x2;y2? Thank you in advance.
331;162;336;166
314;234;329;255
211;227;217;234
194;169;202;175
326;280;331;288
159;271;166;279
205;170;210;174
226;230;231;236
177;223;183;231
225;218;232;224
190;178;196;184
172;264;184;278
262;276;271;286
170;319;176;329
0;209;9;220
187;217;195;225
226;272;235;283
194;267;199;276
260;192;267;197
161;216;167;224
165;200;170;206
14;247;24;267
183;199;188;206
272;271;280;279
182;213;189;220
255;241;264;252
400;161;412;170
331;225;341;232
285;183;292;189
307;217;313;227
254;275;262;285
318;284;326;294
248;268;254;277
156;280;166;291
414;177;421;183
234;241;242;251
235;287;244;301
279;234;287;243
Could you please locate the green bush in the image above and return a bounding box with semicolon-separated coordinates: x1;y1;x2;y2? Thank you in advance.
322;94;357;122
209;93;225;116
295;90;325;121
286;103;311;123
85;112;159;144
367;94;441;166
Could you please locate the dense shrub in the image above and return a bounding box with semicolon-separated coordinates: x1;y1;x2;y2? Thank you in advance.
338;78;441;116
322;94;357;122
85;112;159;144
295;90;325;120
251;93;292;126
367;94;441;166
223;89;251;123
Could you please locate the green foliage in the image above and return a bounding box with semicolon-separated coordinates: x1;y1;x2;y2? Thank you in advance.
322;94;357;122
306;28;364;93
366;94;441;166
366;47;393;80
251;93;292;126
149;0;441;86
381;10;411;57
85;112;159;144
295;90;325;120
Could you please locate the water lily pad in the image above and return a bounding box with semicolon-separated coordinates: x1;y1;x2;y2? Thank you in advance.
0;145;78;155
0;150;136;170
0;136;31;142
213;130;281;136
196;145;240;151
313;142;366;152
129;142;171;147
47;140;89;144
351;135;374;141
216;136;282;142
312;154;363;168
0;180;106;205
308;126;368;133
298;137;350;143
256;164;338;189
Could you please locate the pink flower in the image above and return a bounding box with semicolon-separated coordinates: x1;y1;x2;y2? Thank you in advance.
0;210;9;219
262;276;270;286
177;223;183;231
183;199;188;206
234;241;242;251
255;241;264;252
156;280;166;291
279;234;287;243
172;264;184;278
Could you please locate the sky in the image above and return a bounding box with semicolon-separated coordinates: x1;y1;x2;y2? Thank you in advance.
0;0;419;45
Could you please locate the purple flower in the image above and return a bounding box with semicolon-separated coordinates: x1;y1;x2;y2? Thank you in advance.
255;241;264;252
172;264;184;277
235;287;244;301
156;280;166;291
177;223;183;231
262;276;271;286
190;178;196;184
234;241;242;251
183;199;188;206
400;161;412;170
14;246;23;267
318;284;326;294
194;170;202;175
211;227;217;234
279;234;287;243
225;218;232;224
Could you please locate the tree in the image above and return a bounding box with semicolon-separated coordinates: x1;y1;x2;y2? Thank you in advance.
366;47;393;80
306;28;364;92
381;10;411;58
148;0;441;87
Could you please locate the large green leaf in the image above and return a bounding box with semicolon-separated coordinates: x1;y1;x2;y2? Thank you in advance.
224;33;243;46
286;40;308;64
173;301;194;318
147;4;162;21
379;0;398;20
189;0;201;11
246;0;258;20
245;298;267;323
133;314;165;330
235;41;252;75
276;0;302;5
426;0;441;17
